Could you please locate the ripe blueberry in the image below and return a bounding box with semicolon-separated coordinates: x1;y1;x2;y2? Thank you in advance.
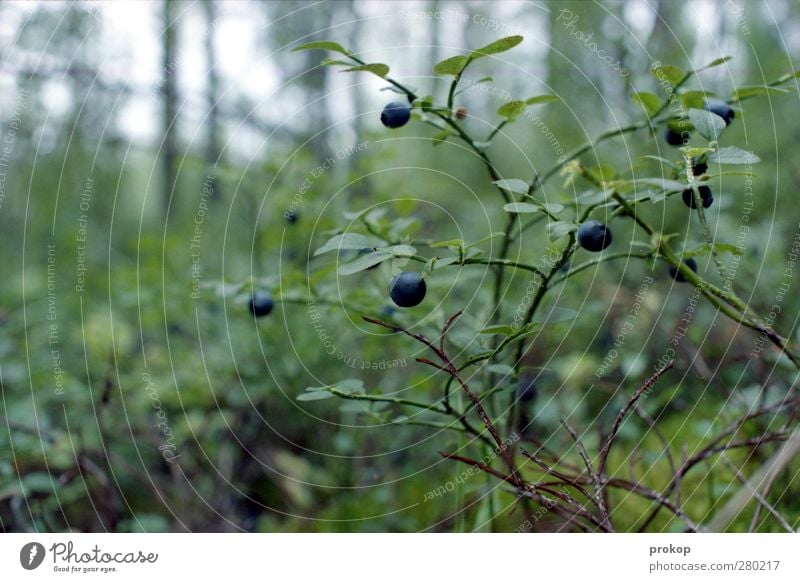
705;99;735;126
668;258;698;283
285;210;299;224
380;101;411;129
690;158;708;177
516;374;537;403
681;185;713;209
249;291;274;317
389;271;426;308
577;220;612;252
664;127;688;146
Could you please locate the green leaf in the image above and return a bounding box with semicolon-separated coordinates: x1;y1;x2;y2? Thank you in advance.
634;178;687;192
677;90;713;110
382;244;417;257
775;71;800;84
432;130;454;145
479;324;516;336
493;179;529;194
320;59;352;67
296;391;335;401
547;221;576;241
525;95;559;105
651;63;685;87
683;241;742;258
338;251;392;275
315;233;375;256
731;85;792;101
631;91;661;117
542;203;565;214
688;108;725;141
433;55;469;76
707;146;759;164
343;63;390;78
470;35;524;59
503;202;539;214
299;379;365;401
463;232;506;250
292;41;351;55
430;239;463;249
497;99;527;120
696;56;732;71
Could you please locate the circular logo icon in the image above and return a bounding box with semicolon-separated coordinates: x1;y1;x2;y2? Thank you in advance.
20;542;46;570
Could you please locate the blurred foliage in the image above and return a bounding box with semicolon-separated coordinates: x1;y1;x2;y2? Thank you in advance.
1;0;800;533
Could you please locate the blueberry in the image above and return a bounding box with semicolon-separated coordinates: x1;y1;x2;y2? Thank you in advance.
577;220;612;252
681;185;713;209
248;291;274;317
690;158;708;176
668;258;698;283
516;374;537;403
389;272;426;308
380;101;411;129
664;127;689;146
285;210;299;224
705;99;735;126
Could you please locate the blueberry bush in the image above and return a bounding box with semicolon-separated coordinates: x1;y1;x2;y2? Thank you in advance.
285;35;800;532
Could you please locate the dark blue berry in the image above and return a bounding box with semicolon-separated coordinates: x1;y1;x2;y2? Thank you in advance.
389;272;426;308
285;210;298;224
664;127;689;146
577;220;612;252
668;258;698;283
249;291;274;317
690;158;708;176
705;99;735;126
516;374;537;403
682;185;713;209
380;102;411;129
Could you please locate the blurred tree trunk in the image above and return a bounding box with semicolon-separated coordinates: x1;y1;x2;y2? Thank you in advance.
203;0;221;201
303;3;333;162
428;0;442;97
162;0;178;218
